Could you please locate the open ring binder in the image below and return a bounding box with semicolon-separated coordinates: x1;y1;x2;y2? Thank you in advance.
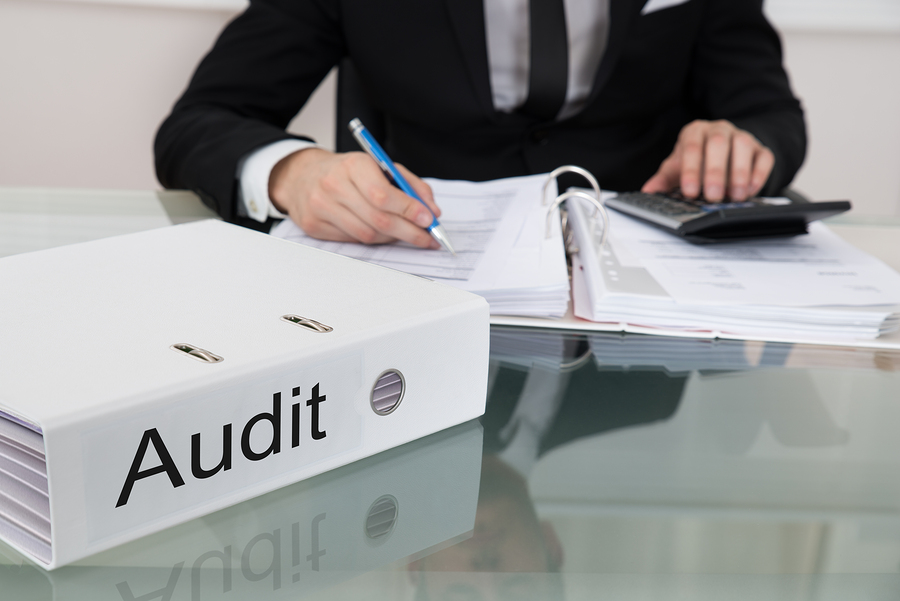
542;165;610;249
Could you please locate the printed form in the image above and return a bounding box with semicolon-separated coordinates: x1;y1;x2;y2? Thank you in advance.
270;174;570;317
604;203;900;307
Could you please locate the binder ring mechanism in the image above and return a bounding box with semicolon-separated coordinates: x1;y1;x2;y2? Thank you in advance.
542;165;610;249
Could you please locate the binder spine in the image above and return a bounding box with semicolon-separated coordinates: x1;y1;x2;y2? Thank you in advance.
40;293;488;569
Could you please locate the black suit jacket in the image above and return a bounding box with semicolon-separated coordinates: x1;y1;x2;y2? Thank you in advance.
155;0;806;228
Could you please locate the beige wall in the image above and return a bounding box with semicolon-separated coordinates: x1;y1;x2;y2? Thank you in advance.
784;31;900;214
0;0;898;216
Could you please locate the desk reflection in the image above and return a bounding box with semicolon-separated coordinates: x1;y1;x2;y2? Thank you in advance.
413;328;900;600
0;422;483;600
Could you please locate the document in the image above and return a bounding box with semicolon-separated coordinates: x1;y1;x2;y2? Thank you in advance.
273;185;511;281
607;207;900;307
271;174;571;318
567;194;900;343
272;172;900;345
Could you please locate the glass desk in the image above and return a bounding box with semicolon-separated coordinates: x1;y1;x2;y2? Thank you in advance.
3;188;900;600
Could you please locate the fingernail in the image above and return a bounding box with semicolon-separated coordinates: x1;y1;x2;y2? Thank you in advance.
706;185;722;200
683;183;699;197
416;211;433;228
731;186;746;200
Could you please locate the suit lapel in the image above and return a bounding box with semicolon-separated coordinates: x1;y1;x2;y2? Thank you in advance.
584;0;649;107
444;0;496;117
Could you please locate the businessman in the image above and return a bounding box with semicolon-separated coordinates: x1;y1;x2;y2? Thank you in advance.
155;0;806;249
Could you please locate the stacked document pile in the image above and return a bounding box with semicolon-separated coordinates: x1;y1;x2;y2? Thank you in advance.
587;331;899;373
272;172;900;345
567;195;900;343
271;174;570;319
588;332;756;373
490;327;569;370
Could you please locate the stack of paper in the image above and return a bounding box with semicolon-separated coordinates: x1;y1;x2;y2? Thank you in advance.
568;194;900;343
588;332;755;373
587;331;899;372
271;174;571;319
490;327;569;370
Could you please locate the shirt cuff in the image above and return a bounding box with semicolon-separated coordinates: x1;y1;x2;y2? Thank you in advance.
237;139;319;223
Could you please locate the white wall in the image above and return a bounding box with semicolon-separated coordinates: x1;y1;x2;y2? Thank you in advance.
0;0;336;191
781;31;900;214
0;0;897;216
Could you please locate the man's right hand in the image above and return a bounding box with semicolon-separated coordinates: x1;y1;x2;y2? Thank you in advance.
268;148;442;248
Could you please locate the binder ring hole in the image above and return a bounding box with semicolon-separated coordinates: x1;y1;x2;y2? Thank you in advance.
365;495;399;541
371;369;405;415
170;343;223;364
281;314;333;333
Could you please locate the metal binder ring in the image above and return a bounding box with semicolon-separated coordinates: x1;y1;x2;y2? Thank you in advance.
542;165;602;206
545;190;610;248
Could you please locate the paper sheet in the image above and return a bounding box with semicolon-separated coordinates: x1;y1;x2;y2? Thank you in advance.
270;174;571;318
605;203;900;307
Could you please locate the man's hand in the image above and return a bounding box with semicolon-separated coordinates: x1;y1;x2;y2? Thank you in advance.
642;119;775;202
269;147;441;248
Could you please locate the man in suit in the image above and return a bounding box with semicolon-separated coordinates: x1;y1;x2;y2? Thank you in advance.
155;0;806;248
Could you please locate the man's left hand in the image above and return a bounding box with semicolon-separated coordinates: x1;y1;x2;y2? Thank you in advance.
642;119;775;202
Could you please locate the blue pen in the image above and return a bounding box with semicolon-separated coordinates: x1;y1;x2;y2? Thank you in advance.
348;118;456;255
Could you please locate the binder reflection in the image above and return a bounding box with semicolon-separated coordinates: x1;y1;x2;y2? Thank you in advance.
0;421;483;600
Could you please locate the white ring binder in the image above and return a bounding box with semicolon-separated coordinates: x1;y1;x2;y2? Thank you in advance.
542;165;610;249
541;165;601;206
547;190;610;249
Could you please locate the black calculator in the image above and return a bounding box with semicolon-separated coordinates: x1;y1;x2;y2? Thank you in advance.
605;191;852;243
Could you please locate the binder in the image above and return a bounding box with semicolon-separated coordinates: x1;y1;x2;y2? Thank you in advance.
271;168;900;347
0;421;483;599
0;220;489;569
492;167;900;347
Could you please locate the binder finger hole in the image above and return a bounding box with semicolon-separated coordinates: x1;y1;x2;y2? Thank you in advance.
365;495;399;541
371;369;405;415
281;314;333;333
170;343;223;364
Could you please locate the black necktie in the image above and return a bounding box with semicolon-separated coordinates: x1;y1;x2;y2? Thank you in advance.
521;0;569;121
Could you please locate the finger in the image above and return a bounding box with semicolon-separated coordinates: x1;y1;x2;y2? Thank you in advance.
298;199;389;244
348;157;436;231
396;163;441;218
701;123;733;202
308;154;436;248
728;133;757;201
332;166;438;248
300;215;380;244
323;203;396;245
678;122;707;198
309;199;436;249
748;147;775;197
299;178;393;244
642;154;681;194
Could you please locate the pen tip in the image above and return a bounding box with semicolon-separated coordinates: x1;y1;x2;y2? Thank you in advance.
429;224;456;256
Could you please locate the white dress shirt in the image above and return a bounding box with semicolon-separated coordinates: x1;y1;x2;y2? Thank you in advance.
238;0;610;222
